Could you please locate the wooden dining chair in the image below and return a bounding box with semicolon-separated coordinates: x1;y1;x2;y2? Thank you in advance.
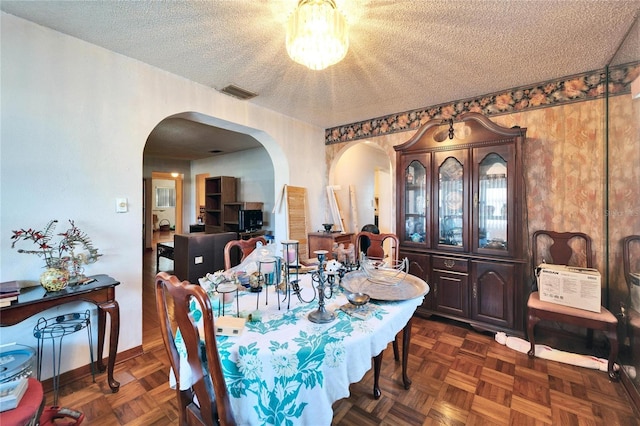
526;230;619;380
155;272;237;426
355;231;399;262
223;236;267;270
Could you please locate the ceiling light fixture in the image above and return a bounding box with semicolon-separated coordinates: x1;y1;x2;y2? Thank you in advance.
286;0;349;71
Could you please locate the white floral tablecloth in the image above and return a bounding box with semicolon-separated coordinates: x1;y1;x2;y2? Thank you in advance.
172;273;425;426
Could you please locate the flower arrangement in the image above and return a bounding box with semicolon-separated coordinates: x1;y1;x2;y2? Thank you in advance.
10;219;101;274
201;270;241;293
199;270;245;305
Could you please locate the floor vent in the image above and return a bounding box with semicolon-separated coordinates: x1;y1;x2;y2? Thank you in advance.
218;84;257;100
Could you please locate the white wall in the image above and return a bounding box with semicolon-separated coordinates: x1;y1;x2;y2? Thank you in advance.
0;13;326;378
330;142;392;234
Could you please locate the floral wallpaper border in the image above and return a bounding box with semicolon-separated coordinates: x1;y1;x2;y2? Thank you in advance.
325;62;640;144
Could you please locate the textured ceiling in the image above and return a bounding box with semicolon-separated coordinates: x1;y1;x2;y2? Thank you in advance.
2;0;639;159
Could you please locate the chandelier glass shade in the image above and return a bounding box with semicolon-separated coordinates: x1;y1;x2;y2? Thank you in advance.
286;0;349;71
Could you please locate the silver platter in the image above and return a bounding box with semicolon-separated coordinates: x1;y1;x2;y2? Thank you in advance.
340;270;429;301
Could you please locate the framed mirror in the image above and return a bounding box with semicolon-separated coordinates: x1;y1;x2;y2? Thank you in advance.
607;13;640;407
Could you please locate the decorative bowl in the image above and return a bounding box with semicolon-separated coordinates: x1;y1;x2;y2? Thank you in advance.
322;223;334;232
346;292;370;306
360;256;409;286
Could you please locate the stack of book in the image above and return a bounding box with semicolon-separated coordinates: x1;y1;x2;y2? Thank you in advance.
0;378;28;412
0;281;20;308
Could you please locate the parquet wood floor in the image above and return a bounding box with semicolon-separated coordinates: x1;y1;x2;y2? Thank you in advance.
44;233;640;425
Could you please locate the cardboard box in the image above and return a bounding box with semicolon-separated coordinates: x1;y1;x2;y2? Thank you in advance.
537;264;602;312
214;316;246;336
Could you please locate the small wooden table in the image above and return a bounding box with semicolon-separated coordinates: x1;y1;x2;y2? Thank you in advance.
0;275;121;392
307;232;353;260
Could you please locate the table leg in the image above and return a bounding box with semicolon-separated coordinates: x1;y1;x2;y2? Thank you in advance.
604;327;620;381
527;311;540;357
373;352;382;399
393;337;399;361
401;317;412;390
97;300;121;392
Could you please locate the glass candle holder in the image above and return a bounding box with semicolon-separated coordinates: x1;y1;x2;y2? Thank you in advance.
281;240;300;309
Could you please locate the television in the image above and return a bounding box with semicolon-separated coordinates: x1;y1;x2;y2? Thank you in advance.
238;209;263;232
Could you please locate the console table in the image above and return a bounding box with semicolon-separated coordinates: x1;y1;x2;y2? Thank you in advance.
0;274;121;392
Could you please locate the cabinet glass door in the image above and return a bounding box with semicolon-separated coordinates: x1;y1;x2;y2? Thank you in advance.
438;156;465;248
404;159;427;244
478;152;508;251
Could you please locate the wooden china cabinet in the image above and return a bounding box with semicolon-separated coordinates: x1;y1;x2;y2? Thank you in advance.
395;112;527;334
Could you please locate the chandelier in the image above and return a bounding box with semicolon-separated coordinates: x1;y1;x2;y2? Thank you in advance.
286;0;349;71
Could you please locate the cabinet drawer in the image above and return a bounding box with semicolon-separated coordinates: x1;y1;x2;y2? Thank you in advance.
432;256;468;272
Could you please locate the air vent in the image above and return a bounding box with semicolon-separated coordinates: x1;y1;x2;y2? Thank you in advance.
218;84;257;100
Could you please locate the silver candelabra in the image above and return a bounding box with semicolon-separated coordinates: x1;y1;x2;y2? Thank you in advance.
308;250;336;324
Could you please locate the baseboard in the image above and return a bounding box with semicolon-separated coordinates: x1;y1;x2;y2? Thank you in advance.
39;345;144;393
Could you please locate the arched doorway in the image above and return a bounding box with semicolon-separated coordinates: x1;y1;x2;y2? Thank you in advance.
141;112;286;349
142;112;290;248
329;141;394;234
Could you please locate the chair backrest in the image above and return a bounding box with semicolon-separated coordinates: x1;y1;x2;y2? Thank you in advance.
223;236;267;270
155;272;236;426
357;224;379;256
355;231;399;262
532;230;593;268
623;235;640;294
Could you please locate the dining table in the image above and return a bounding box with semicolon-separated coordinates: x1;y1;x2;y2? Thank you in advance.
172;268;429;426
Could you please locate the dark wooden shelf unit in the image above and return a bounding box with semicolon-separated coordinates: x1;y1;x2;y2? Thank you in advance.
204;176;237;234
222;202;264;233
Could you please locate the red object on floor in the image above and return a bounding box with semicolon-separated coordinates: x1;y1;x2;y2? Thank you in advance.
0;378;44;426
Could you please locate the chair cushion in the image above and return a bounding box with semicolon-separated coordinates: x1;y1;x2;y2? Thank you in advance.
527;292;617;323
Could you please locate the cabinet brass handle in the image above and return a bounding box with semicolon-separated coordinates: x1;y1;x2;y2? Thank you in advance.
473;192;478;208
434;282;438;296
426;194;430;208
444;259;455;269
473;282;477;299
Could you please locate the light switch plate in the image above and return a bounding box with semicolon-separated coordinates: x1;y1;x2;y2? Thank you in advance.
116;198;128;213
194;256;203;264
